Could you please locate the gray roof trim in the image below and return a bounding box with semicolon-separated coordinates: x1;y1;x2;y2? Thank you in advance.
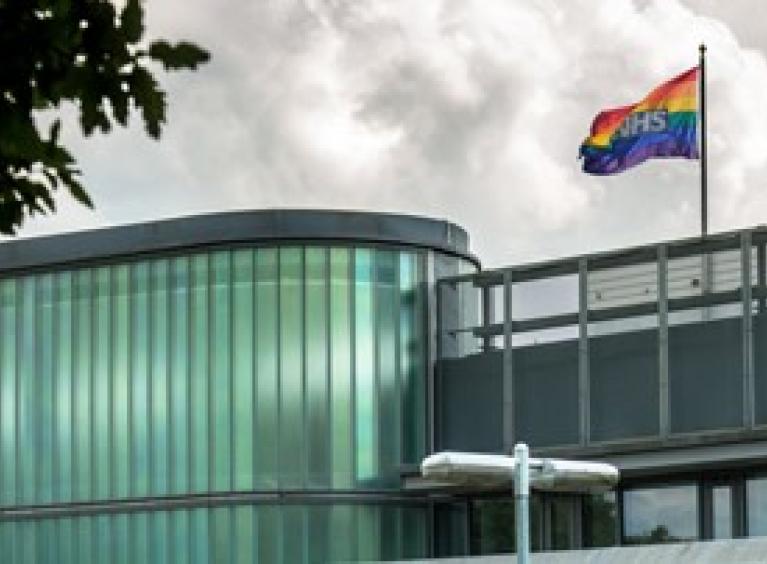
0;209;477;274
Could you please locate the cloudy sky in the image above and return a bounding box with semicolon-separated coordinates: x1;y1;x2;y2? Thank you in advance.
15;0;767;267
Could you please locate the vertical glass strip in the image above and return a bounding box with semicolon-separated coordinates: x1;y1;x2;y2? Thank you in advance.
95;514;111;564
400;253;425;464
211;506;232;564
73;270;94;502
232;249;254;491
279;247;304;488
131;262;150;497
170;257;190;495
190;508;210;564
56;273;73;503
152;260;170;496
151;511;170;564
113;513;130;564
19;276;37;504
282;505;307;564
305;247;329;488
258;505;282;563
93;267;111;501
0;279;17;505
355;249;376;482
190;254;210;493
233;505;255;564
171;508;191;564
113;265;131;499
375;250;398;486
330;248;353;489
38;274;55;503
211;251;232;492
255;249;279;488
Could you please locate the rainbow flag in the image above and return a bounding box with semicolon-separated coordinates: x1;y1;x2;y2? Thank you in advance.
579;67;699;175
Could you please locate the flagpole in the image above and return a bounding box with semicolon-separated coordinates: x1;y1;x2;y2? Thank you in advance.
699;43;707;238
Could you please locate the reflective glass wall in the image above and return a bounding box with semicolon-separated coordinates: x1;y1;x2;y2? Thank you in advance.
0;243;438;563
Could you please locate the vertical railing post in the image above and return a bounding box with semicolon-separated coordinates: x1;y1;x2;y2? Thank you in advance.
578;259;590;446
658;245;669;438
503;271;514;453
742;231;755;429
515;442;530;564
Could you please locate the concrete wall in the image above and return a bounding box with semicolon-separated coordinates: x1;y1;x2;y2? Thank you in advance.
377;537;767;563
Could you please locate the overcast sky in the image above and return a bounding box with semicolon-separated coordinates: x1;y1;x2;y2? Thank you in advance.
14;0;767;268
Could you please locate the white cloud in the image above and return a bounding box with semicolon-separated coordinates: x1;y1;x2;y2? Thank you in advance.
12;0;767;269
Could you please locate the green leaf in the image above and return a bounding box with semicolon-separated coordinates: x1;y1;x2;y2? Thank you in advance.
148;40;210;71
120;0;144;44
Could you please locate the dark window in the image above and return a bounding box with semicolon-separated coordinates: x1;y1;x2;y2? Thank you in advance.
583;491;617;548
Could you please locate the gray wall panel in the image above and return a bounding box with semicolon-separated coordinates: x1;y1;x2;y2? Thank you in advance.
590;329;659;442
439;353;504;453
669;317;743;433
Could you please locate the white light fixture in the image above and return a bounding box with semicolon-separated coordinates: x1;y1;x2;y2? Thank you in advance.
421;444;619;564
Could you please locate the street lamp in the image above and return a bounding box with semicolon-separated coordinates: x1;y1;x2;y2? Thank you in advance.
421;444;619;564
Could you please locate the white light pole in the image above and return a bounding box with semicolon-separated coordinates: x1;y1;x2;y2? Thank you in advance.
421;444;619;564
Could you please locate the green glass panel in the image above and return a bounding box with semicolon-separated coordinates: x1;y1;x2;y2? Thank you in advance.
355;249;377;483
131;262;150;497
233;505;255;564
113;266;131;499
20;519;37;564
19;276;37;504
133;512;150;563
191;508;210;564
113;513;130;564
93;268;111;501
0;279;16;505
190;255;210;493
170;257;190;495
59;518;74;564
399;253;423;464
258;505;282;563
357;504;381;560
329;248;353;489
255;249;279;488
308;505;329;564
211;251;232;492
151;260;170;496
73;271;94;502
375;250;399;486
306;247;329;488
232;250;254;491
54;273;73;503
328;504;355;562
170;509;191;564
402;505;428;558
283;505;307;564
94;514;111;563
279;247;305;488
212;506;232;564
76;514;92;564
38;274;55;503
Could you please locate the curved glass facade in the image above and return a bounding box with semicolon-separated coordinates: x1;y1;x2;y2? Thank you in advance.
0;242;447;562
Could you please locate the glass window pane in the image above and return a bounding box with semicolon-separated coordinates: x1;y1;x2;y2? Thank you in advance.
747;477;767;537
232;250;255;491
279;247;304;488
151;260;170;496
255;249;279;488
330;248;353;489
170;257;190;495
305;247;330;488
131;262;150;497
355;249;376;483
211;251;232;492
712;485;733;539
583;491;617;548
623;484;698;544
190;255;210;493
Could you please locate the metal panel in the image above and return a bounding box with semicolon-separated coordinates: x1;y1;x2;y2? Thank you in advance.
658;245;669;437
579;259;590;446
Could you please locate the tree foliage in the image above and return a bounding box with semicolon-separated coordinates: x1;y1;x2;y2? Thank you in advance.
0;0;209;234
